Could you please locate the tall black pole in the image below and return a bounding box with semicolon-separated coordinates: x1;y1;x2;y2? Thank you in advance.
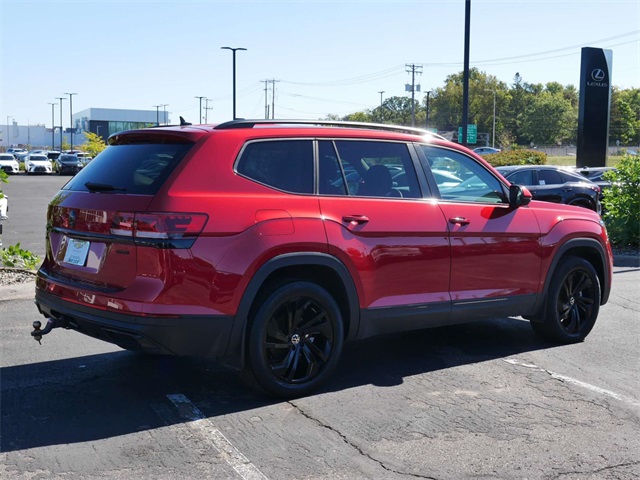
56;97;65;150
461;0;471;147
426;91;431;129
221;47;247;120
153;105;160;126
195;96;205;123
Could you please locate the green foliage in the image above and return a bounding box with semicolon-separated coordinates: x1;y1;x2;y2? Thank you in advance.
81;131;108;158
0;168;7;199
483;149;547;167
0;243;40;270
602;155;640;246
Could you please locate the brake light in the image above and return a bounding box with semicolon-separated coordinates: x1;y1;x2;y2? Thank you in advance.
111;212;208;248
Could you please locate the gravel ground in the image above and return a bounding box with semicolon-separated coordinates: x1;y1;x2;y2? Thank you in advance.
0;268;37;286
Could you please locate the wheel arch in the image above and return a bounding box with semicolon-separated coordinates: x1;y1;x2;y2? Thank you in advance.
224;252;360;367
532;238;611;317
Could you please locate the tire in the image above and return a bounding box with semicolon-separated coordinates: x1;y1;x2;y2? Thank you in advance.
530;256;600;343
245;281;344;398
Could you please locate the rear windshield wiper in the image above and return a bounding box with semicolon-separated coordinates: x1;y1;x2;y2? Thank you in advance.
84;182;126;192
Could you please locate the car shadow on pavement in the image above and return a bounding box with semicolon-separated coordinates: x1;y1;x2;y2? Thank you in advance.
1;316;555;453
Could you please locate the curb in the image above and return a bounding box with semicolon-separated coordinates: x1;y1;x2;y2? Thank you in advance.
1;254;637;302
613;254;640;268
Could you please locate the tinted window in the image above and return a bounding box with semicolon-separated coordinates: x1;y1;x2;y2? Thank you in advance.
506;169;534;185
318;141;348;195
538;169;563;185
237;140;313;194
63;143;192;194
333;141;421;199
419;146;504;203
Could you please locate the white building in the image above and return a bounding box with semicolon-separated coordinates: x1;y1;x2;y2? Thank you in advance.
2;108;169;150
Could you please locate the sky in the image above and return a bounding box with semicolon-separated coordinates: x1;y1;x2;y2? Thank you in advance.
1;0;639;129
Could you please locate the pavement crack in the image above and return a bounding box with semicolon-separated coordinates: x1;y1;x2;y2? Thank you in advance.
288;400;439;480
555;460;640;478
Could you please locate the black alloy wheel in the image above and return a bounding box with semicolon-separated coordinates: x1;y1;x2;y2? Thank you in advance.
531;256;600;343
246;281;344;398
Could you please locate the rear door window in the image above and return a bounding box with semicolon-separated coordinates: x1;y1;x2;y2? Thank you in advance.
63;142;193;194
236;140;314;194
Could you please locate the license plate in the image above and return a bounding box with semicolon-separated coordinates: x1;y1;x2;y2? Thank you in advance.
63;239;90;266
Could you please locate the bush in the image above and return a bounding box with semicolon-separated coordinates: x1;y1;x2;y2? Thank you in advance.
483;149;547;167
602;155;640;246
0;243;40;270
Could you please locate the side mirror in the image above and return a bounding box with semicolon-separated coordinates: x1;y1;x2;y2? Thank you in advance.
509;184;532;208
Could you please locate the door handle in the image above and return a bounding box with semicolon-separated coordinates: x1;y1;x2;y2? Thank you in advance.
343;215;369;225
449;217;470;226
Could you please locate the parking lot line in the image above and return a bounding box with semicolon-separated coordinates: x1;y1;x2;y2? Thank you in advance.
165;393;269;480
504;358;640;408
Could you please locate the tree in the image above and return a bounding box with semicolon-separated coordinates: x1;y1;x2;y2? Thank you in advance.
610;87;640;145
80;131;108;158
521;84;577;145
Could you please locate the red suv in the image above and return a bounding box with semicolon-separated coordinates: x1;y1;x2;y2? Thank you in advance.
33;120;613;397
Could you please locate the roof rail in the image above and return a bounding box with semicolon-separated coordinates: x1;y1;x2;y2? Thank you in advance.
214;119;445;140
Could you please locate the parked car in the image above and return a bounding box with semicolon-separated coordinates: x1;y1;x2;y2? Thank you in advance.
75;152;93;166
54;153;84;175
573;166;616;194
473;147;501;156
24;154;53;175
0;153;20;174
495;165;602;213
47;151;62;162
7;147;28;160
33;120;613;398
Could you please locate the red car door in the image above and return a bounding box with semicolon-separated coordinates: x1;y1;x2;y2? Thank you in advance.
317;140;451;337
418;145;542;319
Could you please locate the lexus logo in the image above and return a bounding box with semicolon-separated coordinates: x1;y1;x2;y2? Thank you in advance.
591;69;606;82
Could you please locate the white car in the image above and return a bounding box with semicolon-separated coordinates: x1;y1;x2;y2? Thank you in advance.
473;147;501;156
24;154;53;175
7;147;28;160
0;153;20;174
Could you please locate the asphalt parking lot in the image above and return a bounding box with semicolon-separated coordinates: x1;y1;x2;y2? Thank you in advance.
1;174;639;479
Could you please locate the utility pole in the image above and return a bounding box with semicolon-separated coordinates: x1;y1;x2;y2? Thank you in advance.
261;80;269;119
195;96;205;123
405;64;423;127
270;79;280;119
162;104;168;125
378;91;385;108
204;98;213;123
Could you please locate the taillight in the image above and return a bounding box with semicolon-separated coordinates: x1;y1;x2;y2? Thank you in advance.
111;212;208;248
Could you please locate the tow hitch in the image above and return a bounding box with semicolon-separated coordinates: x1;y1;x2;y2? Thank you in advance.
31;317;68;344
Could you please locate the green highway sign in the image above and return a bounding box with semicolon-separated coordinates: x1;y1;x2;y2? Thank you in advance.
458;124;477;144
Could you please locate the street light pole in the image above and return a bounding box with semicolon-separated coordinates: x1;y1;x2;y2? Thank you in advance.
221;46;247;120
195;96;205;124
425;91;432;129
491;90;496;148
153;105;161;126
48;103;56;149
65;93;77;151
56;97;65;150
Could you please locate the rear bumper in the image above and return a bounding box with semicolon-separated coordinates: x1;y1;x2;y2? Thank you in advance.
35;288;234;358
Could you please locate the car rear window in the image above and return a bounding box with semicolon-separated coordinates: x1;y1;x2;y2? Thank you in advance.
62;142;193;194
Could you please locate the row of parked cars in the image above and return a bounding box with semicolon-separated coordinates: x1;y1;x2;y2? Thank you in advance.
0;150;92;175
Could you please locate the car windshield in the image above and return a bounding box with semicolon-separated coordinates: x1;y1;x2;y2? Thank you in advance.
30;155;47;161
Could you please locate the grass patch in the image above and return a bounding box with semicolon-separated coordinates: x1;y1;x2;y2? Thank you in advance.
546;155;624;167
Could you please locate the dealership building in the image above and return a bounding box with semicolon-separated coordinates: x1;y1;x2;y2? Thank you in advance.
2;108;170;150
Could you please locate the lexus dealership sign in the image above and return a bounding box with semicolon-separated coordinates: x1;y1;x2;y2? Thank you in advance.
577;47;613;168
